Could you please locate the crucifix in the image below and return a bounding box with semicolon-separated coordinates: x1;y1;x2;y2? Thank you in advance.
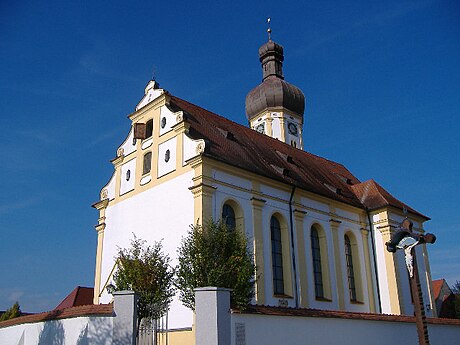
386;216;436;345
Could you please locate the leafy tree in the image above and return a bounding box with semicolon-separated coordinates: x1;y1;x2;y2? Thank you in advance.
452;281;460;319
0;302;21;321
113;235;174;323
175;220;255;310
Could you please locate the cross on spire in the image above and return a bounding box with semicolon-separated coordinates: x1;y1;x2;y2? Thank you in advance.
267;18;272;41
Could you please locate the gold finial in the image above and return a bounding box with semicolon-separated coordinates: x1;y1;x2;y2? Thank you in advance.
267;17;272;41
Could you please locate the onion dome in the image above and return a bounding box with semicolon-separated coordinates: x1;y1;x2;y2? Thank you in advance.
246;40;305;120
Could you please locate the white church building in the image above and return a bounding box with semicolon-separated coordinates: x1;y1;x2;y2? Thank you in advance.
91;37;435;339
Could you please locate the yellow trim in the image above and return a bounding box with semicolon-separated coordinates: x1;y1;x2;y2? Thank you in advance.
92;199;108;304
158;328;195;345
194;157;366;225
128;93;167;122
219;198;245;232
360;227;376;312
269;212;293;298
344;231;364;303
93;226;105;304
294;209;309;307
377;212;403;314
251;196;266;304
266;116;273;137
279;116;286;143
330;219;345;310
311;222;332;301
100;259;120;298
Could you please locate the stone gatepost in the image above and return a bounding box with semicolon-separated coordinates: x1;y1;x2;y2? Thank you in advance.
195;287;232;345
113;290;139;345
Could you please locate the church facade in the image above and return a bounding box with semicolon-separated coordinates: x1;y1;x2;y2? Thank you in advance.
92;39;436;330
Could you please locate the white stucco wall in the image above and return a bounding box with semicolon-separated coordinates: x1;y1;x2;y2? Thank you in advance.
157;137;176;177
118;127;137;157
231;313;460;345
120;158;137;195
159;105;176;136
0;316;113;345
99;171;195;329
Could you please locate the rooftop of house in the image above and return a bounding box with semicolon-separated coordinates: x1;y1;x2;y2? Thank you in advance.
167;94;428;220
54;286;94;310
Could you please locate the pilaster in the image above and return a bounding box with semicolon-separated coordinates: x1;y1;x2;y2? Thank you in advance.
92;199;109;304
294;209;308;307
189;156;215;225
330;218;345;310
379;224;404;315
251;196;266;304
266;116;273;137
112;156;123;198
279;116;286;143
360;227;376;312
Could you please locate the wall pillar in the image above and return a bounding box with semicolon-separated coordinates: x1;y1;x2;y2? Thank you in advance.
251;197;266;304
360;227;376;312
379;225;404;315
113;290;139;345
330;219;345;310
92;199;109;304
195;287;231;345
189;156;215;225
266;116;273;137
294;210;309;308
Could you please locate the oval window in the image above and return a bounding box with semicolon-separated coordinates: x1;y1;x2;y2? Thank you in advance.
126;169;131;181
165;149;170;162
161;117;167;129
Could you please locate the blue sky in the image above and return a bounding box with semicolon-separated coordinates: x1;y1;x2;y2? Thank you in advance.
1;0;459;312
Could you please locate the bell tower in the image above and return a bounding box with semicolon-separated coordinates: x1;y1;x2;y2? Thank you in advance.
245;38;305;149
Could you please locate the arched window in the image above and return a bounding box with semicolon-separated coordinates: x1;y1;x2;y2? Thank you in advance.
222;203;236;231
145;119;153;139
143;152;152;175
271;216;284;295
344;234;357;302
311;227;323;298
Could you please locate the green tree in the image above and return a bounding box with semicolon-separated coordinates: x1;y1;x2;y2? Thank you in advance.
452;281;460;319
113;235;174;322
0;302;21;321
175;220;255;310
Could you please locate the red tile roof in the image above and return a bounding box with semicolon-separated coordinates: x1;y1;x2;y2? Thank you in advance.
351;179;429;219
432;279;445;300
233;304;460;325
169;95;428;218
54;286;94;310
0;304;113;329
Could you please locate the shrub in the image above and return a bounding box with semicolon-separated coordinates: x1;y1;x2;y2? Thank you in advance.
175;220;255;310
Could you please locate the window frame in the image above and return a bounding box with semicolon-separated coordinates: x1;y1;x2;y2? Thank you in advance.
222;203;236;231
311;226;324;299
142;151;152;175
344;234;357;302
271;215;285;296
145;119;153;139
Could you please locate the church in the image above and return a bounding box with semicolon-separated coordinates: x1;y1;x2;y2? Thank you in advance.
91;37;435;335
